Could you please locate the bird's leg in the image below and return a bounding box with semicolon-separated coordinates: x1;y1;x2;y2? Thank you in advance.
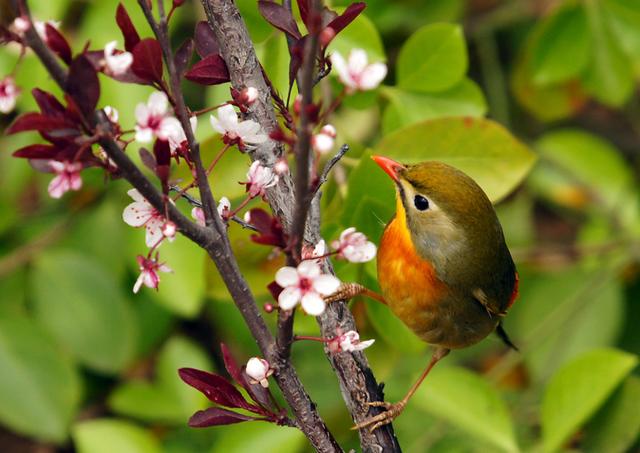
323;282;387;305
352;347;450;432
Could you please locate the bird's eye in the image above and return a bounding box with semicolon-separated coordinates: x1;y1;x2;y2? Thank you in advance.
414;195;430;211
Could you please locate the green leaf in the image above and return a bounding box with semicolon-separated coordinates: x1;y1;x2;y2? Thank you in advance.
397;23;467;93
414;366;519;452
109;336;211;424
328;11;385;62
255;33;292;100
584;375;640;453
209;422;306;453
530;5;591;85
0;314;81;443
535;129;639;229
381;80;487;134
375;117;537;202
541;348;638;453
31;251;137;374
73;419;162;453
603;0;640;75
582;0;634;107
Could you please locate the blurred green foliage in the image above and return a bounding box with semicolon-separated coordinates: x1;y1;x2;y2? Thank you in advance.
0;0;639;452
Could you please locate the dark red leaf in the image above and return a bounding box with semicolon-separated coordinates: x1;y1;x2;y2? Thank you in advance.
153;139;171;192
139;147;156;172
258;1;302;40
31;89;66;117
131;38;163;83
325;2;366;41
288;37;305;91
44;24;72;65
220;343;243;384
194;21;219;58
6;113;74;135
267;281;283;301
12;144;58;159
238;368;275;412
174;38;194;78
66;55;100;117
184;54;229;85
116;3;140;52
188;407;256;427
297;0;310;27
178;368;259;412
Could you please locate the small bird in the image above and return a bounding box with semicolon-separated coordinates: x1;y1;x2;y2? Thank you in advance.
335;155;519;432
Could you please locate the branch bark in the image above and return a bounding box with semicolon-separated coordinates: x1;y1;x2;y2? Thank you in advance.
201;1;401;451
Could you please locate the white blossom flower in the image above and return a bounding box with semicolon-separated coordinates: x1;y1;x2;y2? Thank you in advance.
217;196;231;218
133;255;172;293
47;160;82;198
191;207;206;226
11;16;30;34
336;330;375;352
240;86;258;105
162;221;177;239
275;261;340;316
332;227;377;262
330;49;387;93
302;239;326;263
245;161;278;198
103;41;133;76
311;124;337;154
168;116;198;153
103;105;119;123
245;357;273;388
122;189;173;247
210;104;267;150
134;91;183;144
273;158;289;175
0;76;20;114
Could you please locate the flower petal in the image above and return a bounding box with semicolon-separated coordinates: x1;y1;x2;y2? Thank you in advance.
122;201;153;227
148;91;168;116
297;260;320;279
301;292;326;316
359;62;387;90
278;286;301;310
312;274;341;295
275;266;299;287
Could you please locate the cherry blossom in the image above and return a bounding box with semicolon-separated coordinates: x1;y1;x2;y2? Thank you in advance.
311;124;336;154
103;41;133;76
11;16;30;34
332;227;377;263
242;86;258;104
245;161;278;198
103;105;119;123
0;77;20;114
330;49;387;93
47;160;82;199
134;91;183;144
162;221;177;239
191;207;206;226
133;255;172;293
217;196;231;218
275;261;340;316
334;330;375;353
245;357;273;388
168;116;198;153
273;158;289;175
210;104;267;150
122;189;173;247
302;240;326;263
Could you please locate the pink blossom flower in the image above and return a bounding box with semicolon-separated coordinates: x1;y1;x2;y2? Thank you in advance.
245;357;273;388
311;124;336;154
47;160;82;198
333;330;375;352
210;104;267;150
242;86;258;104
122;189;173;247
191;207;206;226
245;161;278;198
11;16;30;34
275;261;341;316
0;76;20;114
103;105;119;123
134;91;183;144
133;255;172;293
168;116;198;154
302;240;326;263
217;196;231;218
330;49;387;93
103;41;133;76
162;221;177;239
332;227;377;263
273;158;289;175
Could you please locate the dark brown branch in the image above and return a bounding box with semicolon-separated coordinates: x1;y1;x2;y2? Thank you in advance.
202;0;401;451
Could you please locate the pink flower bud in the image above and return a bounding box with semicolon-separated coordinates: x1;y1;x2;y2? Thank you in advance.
242;86;258;105
245;357;273;388
162;221;177;238
263;303;275;313
274;158;289;175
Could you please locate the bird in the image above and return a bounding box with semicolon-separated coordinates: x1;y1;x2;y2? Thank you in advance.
329;155;519;432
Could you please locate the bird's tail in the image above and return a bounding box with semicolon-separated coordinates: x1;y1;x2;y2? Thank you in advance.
496;322;519;351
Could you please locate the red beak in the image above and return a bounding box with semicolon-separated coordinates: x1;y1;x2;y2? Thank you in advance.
372;155;405;183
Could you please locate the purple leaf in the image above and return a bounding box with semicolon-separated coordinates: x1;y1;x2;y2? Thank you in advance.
66;55;100;117
139;147;156;172
32;89;66;117
325;2;366;40
153;139;171;192
178;368;260;412
297;0;310;28
188;407;257;427
131;38;164;83
45;24;72;65
258;1;302;40
116;3;140;52
194;21;219;58
174;38;194;78
184;54;230;86
220;343;243;384
12;144;58;159
288;37;306;91
6;112;74;135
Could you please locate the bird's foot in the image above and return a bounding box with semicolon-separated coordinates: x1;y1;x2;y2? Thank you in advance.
324;282;367;304
351;400;406;432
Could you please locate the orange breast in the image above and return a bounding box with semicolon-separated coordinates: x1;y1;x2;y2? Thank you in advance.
377;199;447;337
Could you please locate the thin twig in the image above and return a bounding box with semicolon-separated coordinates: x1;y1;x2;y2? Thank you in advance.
310;143;349;200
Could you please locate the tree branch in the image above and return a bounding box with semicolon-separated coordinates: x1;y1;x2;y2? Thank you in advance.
201;0;401;450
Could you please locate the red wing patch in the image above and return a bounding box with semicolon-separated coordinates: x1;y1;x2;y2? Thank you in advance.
507;272;519;310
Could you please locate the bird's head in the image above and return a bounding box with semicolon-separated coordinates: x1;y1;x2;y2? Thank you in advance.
372;155;502;277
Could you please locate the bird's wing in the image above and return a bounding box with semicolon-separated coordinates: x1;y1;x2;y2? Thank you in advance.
471;272;519;318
